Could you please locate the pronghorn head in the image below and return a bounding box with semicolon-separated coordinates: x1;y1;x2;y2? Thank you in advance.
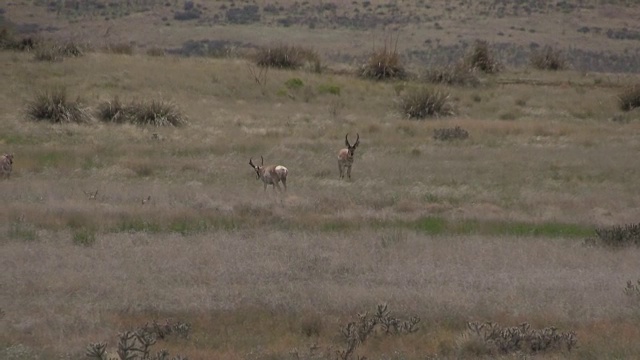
249;156;264;180
3;153;13;164
345;133;360;157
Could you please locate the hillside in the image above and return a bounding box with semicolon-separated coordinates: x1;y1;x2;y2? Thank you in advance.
2;0;640;72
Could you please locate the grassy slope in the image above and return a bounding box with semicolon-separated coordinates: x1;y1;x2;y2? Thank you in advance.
1;1;640;359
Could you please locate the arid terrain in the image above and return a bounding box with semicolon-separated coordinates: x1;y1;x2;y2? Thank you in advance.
1;1;640;359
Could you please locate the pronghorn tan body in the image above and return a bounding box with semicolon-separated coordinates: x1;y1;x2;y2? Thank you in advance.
338;133;359;180
0;153;13;179
249;156;288;192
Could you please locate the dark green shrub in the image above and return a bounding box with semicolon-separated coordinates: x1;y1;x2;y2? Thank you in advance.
256;44;319;70
530;46;567;70
465;40;502;74
359;39;406;80
26;88;92;124
618;84;640;111
399;87;453;119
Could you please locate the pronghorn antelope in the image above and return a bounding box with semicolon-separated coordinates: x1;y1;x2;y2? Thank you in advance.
249;156;288;192
1;153;13;179
338;133;360;180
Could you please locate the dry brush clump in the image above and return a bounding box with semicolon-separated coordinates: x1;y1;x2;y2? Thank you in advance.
398;86;454;119
255;44;321;71
86;319;191;360
0;27;37;51
433;126;469;141
584;222;640;247
458;321;577;357
422;61;480;87
618;84;640;111
337;303;420;360
530;46;568;71
97;98;188;127
359;36;406;80
26;88;92;124
465;40;502;74
33;40;84;62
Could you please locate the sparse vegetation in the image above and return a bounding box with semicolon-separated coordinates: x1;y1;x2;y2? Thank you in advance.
26;88;92;124
460;321;577;356
33;41;84;62
2;2;640;358
618;84;640;111
422;61;479;86
86;319;190;360
433;126;469;141
530;46;568;70
586;223;640;247
399;86;453;119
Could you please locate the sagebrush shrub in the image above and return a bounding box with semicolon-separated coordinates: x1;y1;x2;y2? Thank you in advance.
618;84;640;111
26;88;92;124
399;86;453;119
530;46;567;70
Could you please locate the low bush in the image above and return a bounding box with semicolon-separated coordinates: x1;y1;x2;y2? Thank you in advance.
399;86;454;119
433;126;469;141
255;44;320;70
530;46;567;70
86;319;191;360
585;223;640;247
97;98;187;127
618;84;640;111
26;88;92;124
33;41;84;62
459;321;577;356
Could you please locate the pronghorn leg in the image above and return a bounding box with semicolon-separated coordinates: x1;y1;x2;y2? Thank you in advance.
281;178;287;191
347;165;352;180
338;161;343;179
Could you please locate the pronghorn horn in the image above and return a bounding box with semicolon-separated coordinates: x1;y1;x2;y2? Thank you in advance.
249;157;255;168
345;133;351;147
261;156;264;166
354;133;360;147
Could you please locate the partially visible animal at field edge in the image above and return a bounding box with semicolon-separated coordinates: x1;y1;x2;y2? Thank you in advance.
338;133;360;180
249;156;288;192
0;153;14;179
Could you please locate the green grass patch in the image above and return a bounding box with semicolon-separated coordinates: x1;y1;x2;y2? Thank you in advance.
407;217;591;238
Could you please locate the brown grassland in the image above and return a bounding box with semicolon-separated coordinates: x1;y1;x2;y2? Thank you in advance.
2;1;640;359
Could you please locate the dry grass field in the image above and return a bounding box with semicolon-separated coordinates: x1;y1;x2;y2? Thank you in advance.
2;1;640;360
